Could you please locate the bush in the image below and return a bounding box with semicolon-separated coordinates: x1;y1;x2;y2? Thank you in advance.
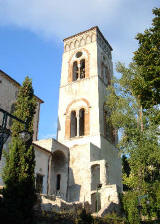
122;191;140;224
75;209;94;224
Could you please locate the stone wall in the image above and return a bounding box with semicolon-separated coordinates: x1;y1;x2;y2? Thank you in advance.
40;194;91;213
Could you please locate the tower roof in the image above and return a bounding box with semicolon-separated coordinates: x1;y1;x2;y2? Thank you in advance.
63;26;112;51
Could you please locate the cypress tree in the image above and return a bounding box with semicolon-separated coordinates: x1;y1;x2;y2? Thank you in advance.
1;77;37;224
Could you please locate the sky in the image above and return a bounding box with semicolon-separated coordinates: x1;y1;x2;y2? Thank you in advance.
0;0;159;140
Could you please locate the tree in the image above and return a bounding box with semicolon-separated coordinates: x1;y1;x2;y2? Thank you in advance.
133;8;160;108
0;77;37;224
105;62;160;221
122;155;130;191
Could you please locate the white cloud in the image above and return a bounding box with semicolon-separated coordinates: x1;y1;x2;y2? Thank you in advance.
0;0;159;63
0;0;121;39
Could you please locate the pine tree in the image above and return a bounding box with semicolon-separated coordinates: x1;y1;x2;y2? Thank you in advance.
0;77;37;224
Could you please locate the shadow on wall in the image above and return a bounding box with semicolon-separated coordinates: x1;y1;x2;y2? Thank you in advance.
57;117;61;132
98;202;120;217
67;167;81;202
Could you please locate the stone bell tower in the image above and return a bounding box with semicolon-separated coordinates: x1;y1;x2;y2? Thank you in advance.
57;26;122;211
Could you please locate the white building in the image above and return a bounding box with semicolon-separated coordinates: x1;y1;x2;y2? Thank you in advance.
0;26;122;213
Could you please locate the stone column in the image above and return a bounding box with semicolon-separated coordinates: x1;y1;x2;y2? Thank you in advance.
77;110;79;137
65;115;70;139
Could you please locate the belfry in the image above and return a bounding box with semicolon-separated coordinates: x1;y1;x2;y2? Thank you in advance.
56;26;122;211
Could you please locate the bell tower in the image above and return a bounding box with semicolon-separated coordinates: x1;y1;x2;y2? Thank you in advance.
57;27;122;210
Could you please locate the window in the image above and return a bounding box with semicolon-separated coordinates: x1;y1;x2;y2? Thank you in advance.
56;174;61;190
104;110;116;144
79;108;85;136
70;108;85;138
70;111;77;137
36;174;43;193
91;164;100;191
76;51;83;58
73;61;78;81
101;64;110;86
80;59;85;79
72;59;85;81
9;103;16;127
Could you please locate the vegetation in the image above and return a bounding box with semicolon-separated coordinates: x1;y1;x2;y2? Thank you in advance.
0;77;37;224
133;8;160;108
35;209;125;224
105;7;160;223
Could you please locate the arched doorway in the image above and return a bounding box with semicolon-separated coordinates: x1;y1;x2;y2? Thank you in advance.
51;150;67;198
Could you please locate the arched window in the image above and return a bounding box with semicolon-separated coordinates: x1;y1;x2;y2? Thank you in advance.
79;108;85;136
72;61;78;81
70;111;77;137
101;63;111;86
36;174;43;193
66;99;90;139
56;174;61;190
104;110;116;144
91;164;100;191
72;59;85;81
80;59;85;79
101;63;104;79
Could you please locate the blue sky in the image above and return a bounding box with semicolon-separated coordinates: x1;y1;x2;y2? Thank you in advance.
0;0;159;140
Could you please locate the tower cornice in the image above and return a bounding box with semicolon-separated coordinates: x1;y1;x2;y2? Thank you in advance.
63;26;112;53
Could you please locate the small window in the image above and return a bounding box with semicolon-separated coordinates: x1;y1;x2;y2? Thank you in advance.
79;108;85;136
36;174;43;193
101;63;104;79
76;51;82;58
104;67;110;86
56;174;61;190
9;103;16;127
70;111;77;137
73;61;78;81
80;59;85;79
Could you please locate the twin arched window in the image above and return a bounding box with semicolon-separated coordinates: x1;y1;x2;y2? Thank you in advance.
101;63;110;86
70;108;85;138
72;59;85;81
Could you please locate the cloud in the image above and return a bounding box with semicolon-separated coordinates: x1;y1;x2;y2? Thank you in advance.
0;0;159;63
0;0;121;39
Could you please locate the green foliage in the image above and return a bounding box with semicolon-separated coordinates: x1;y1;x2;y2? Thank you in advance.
105;61;160;221
123;192;140;224
75;209;94;224
133;8;160;108
122;155;131;191
103;212;126;224
0;77;37;224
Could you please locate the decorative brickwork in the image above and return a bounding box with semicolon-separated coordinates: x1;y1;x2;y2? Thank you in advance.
66;98;90;115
